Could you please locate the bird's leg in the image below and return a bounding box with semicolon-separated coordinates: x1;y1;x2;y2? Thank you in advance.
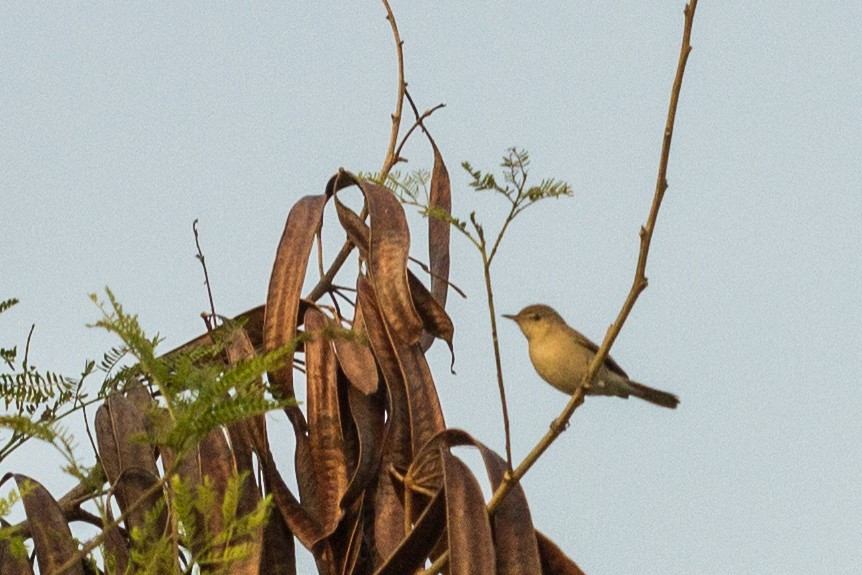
550;415;570;432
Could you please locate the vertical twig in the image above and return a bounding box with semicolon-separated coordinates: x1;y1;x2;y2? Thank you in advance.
21;324;35;370
81;402;98;465
422;1;699;572
469;210;516;469
193;219;217;328
481;253;513;469
316;228;325;280
380;0;406;180
477;160;535;470
395;91;446;161
307;0;408;302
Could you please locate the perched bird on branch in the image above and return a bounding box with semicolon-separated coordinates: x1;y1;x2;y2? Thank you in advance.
504;304;679;409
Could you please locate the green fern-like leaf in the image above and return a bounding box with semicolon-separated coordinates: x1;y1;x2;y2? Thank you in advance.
171;472;269;574
98;345;129;374
0;298;18;315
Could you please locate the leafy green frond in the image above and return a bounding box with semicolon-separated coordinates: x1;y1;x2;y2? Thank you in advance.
0;484;31;569
384;170;430;204
462;148;573;230
0;297;17;367
463;160;507;197
125;494;176;575
90;289;167;389
170;472;270;574
0;414;58;444
526;177;573;202
0;368;76;412
358;169;431;203
355;170;378;182
0;346;15;369
98;345;130;374
98;365;143;398
501;147;530;185
47;422;82;470
178;338;228;367
168;396;283;452
456;149;575;265
0;298;18;315
0;298;90;450
423;205;468;233
215;347;292;397
0;486;21;519
89;291;295;455
387;171;477;246
163;349;293;450
0;524;28;563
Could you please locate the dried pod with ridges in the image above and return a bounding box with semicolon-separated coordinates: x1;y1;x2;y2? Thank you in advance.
3;474;84;575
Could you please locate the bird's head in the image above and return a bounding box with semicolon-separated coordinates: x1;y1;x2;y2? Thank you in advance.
502;304;565;342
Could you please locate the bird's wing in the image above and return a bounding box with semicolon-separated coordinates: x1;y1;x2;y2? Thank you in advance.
568;326;629;378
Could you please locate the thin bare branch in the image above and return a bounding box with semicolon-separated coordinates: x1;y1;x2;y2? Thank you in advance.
482;255;513;470
380;0;407;180
394;100;446;162
22;324;34;369
408;256;467;299
423;1;699;571
193;219;217;328
307;242;354;303
81;402;98;468
308;1;409;303
316;228;325;280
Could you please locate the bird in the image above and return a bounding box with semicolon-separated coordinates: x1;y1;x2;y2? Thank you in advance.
503;304;679;409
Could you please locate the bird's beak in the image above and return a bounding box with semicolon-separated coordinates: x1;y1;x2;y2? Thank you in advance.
502;313;517;321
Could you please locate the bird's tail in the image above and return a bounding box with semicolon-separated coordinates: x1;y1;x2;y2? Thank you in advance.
625;380;680;409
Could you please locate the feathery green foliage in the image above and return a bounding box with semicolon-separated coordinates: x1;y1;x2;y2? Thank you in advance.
121;495;175;575
0;299;18;316
389;148;572;256
89;289;294;454
0;321;15;369
463;148;572;208
1;291;288;572
0;296;87;416
388;148;573;468
0;486;21;519
171;472;269;574
0;297;94;462
0;479;31;564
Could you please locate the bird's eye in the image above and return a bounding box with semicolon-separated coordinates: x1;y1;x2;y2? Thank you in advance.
531;314;540;321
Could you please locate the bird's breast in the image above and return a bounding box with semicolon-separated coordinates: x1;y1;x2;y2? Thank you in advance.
527;333;591;394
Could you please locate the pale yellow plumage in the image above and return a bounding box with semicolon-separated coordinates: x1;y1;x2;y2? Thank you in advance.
504;304;679;409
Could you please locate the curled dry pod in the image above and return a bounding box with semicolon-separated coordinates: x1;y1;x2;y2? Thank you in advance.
420;140;453;352
336;191;454;358
2;474;84;575
94;394;166;537
331;305;378;396
356;277;411;561
329;170;423;346
441;451;496;574
0;517;34;575
303;307;349;536
264;193;329;425
176;427;264;574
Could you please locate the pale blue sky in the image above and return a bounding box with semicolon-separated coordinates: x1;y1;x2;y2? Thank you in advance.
2;2;861;573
